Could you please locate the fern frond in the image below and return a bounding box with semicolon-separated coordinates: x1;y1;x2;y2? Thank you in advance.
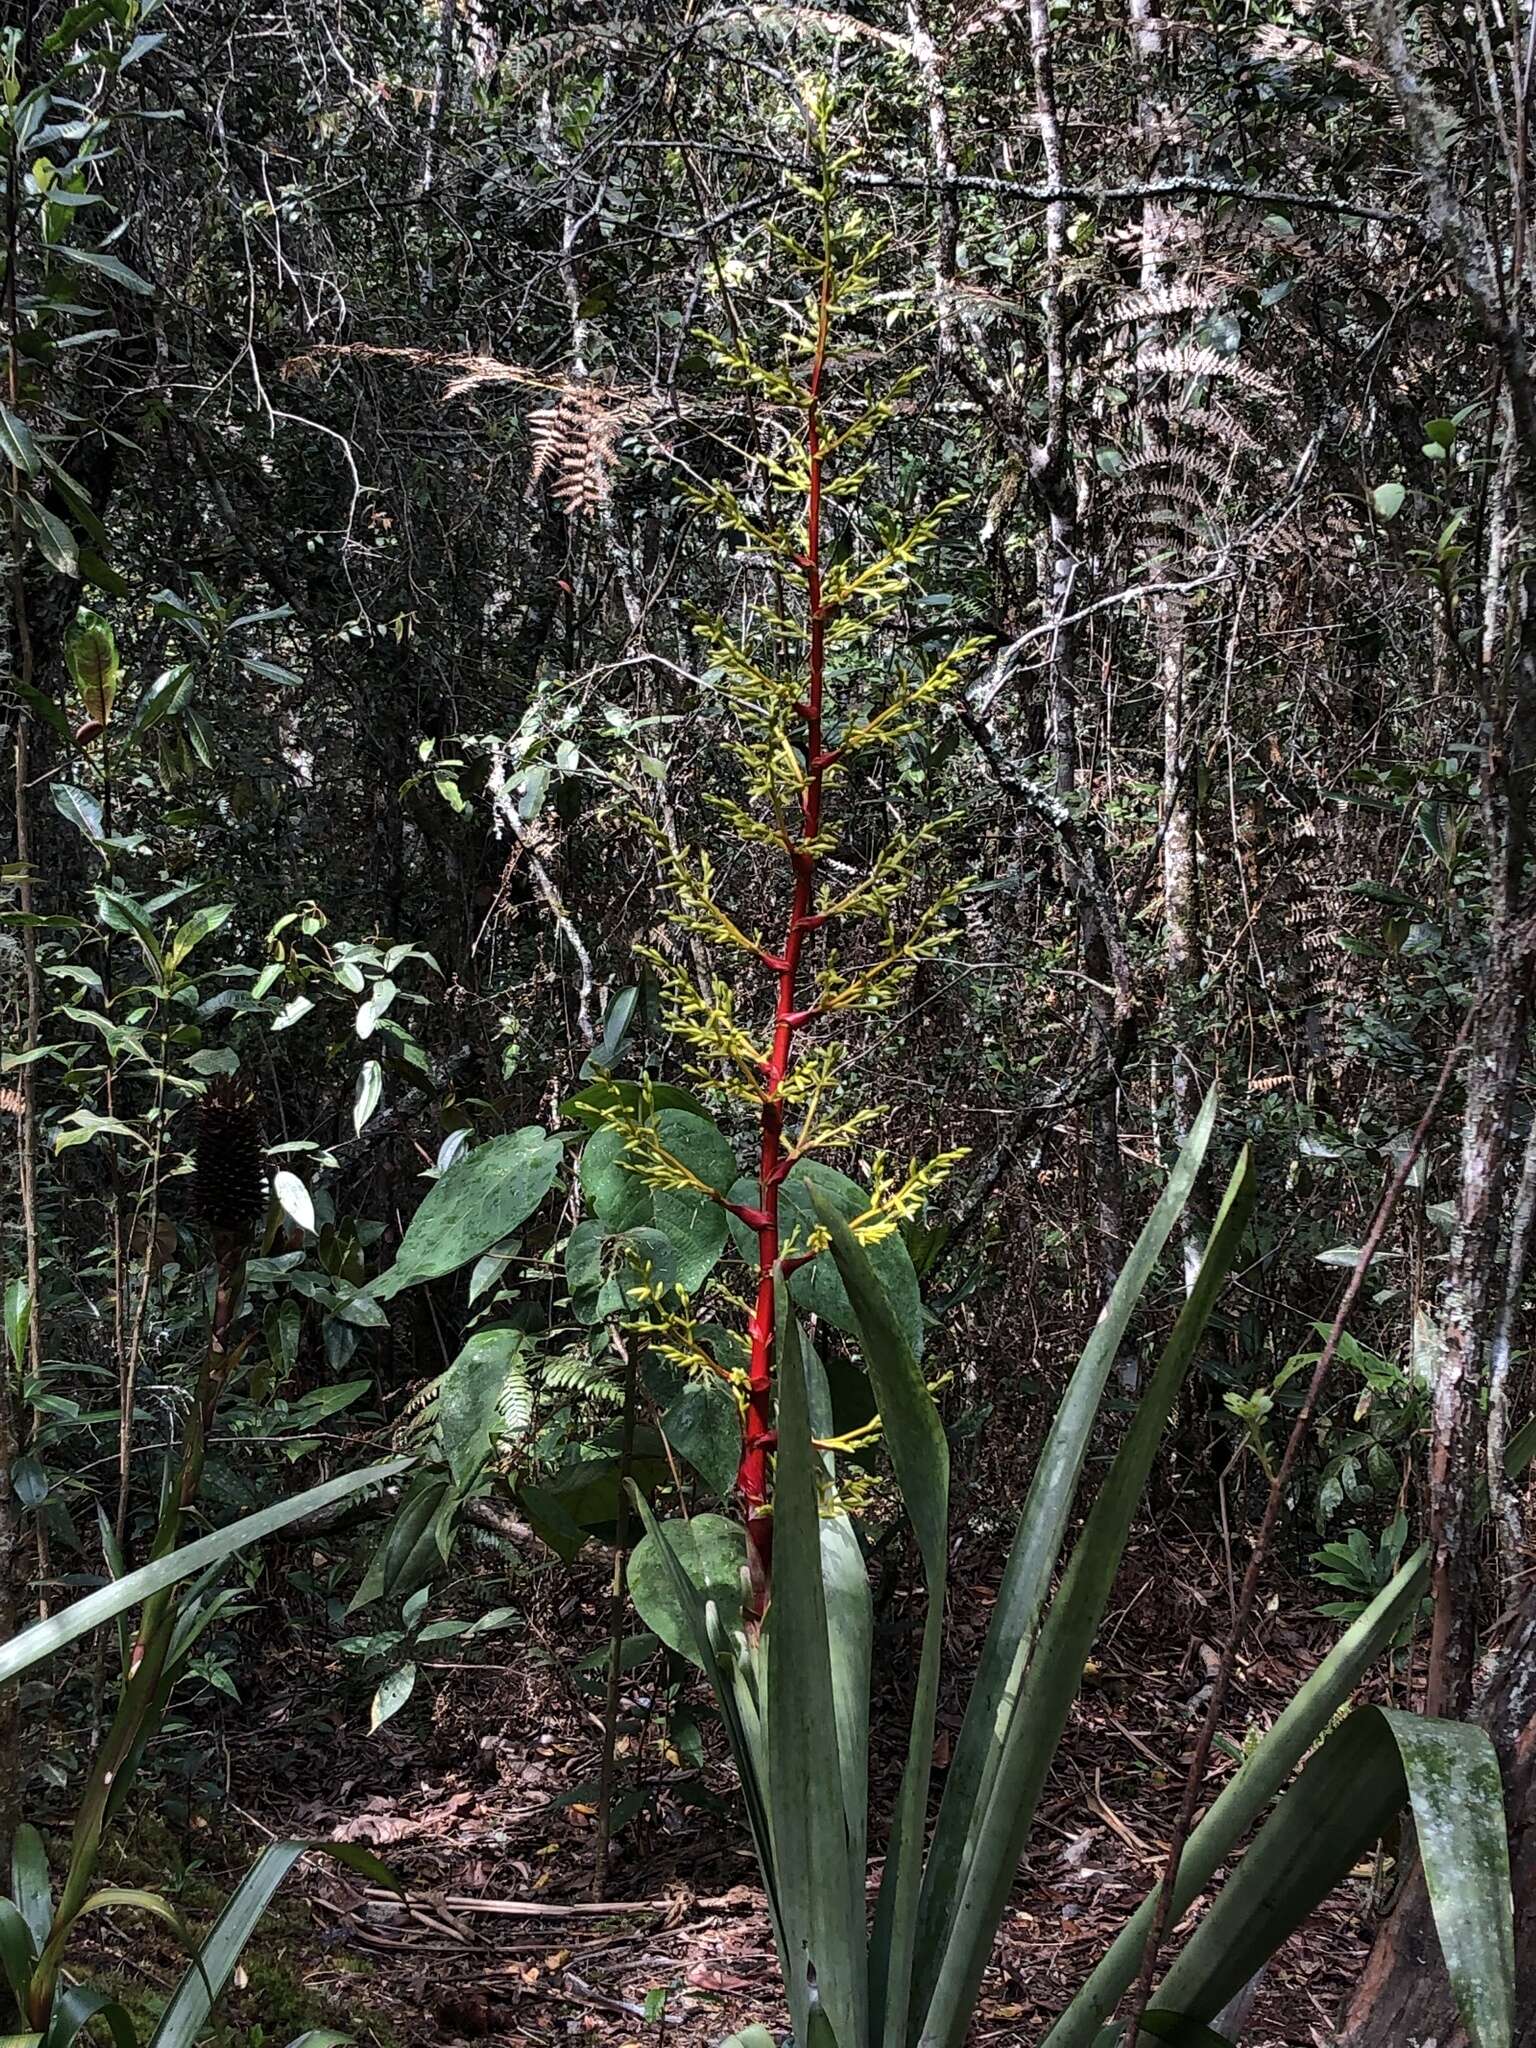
1135;346;1286;401
1093;282;1226;328
527;382;654;517
542;1353;625;1408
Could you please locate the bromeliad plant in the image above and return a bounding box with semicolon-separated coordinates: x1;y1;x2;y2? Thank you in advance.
617;96;1521;2048
631;1101;1524;2048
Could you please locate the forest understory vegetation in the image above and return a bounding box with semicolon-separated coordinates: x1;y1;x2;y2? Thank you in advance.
6;1;1536;2045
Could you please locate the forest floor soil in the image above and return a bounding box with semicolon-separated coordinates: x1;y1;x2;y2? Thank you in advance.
101;1526;1384;2047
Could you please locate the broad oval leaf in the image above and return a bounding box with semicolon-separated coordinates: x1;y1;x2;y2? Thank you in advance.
64;607;119;725
272;1170;315;1235
133;662;194;734
579;1110;735;1291
353;1059;383;1134
5;1277;33;1370
370;1127;564;1298
1372;479;1406;520
167;902;234;972
628;1513;746;1661
51;781;103;843
370;1662;417;1733
0;401;40;475
434;1325;531;1487
729;1158;925;1357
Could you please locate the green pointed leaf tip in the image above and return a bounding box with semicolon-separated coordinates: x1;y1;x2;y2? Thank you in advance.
1380;1707;1514;2048
918;1131;1251;2048
0;1459;411;1685
4;1278;33;1369
731;1156;926;1356
145;1842;396;2048
916;1092;1221;2021
1156;1707;1514;2048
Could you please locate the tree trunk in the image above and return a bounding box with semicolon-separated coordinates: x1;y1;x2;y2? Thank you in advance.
1132;0;1203;1287
1342;1579;1536;2047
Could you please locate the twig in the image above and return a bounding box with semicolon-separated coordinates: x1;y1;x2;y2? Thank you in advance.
357;1886;747;1919
591;1325;640;1898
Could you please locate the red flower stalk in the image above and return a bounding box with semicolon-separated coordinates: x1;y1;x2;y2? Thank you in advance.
735;267;834;1613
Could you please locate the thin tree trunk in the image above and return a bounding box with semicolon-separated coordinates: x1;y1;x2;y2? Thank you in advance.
1366;0;1536;1717
1029;0;1127;1292
591;1327;639;1901
1487;1105;1536;1572
1132;0;1203;1287
1;88;39;1850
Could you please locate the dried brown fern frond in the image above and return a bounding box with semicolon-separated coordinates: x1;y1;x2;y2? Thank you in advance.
1169;15;1383;82
955;0;1028;39
1118;443;1245;494
281;342;553;395
949;279;1033;323
0;1086;22;1119
279;344;662;520
1115;478;1227;516
525;380;658;516
1178;401;1266;455
745;3;914;50
503;4;914;77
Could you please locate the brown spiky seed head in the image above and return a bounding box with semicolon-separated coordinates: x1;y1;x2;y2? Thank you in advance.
195;1078;267;1234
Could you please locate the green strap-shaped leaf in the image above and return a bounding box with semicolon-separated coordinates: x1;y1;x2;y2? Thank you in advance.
917;1144;1253;2048
917;1093;1219;1994
9;1828;50;1956
44;1986;136;2048
1156;1706;1514;2048
75;1887;196;1952
0;1901;36;2016
768;1319;866;2048
1041;1412;1536;2048
1091;2019;1234;2047
804;1339;873;1980
813;1190;948;2048
717;2029;779;2048
1386;1707;1515;2048
0;1461;412;1686
146;1843;392;2048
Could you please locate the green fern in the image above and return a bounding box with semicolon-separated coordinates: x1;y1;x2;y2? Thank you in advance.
407;1325;534;1484
542;1349;626;1410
